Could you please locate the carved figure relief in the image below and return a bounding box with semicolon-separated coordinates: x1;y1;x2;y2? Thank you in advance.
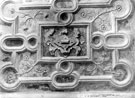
42;26;86;57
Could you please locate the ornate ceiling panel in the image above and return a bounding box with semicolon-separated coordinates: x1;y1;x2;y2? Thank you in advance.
0;0;135;98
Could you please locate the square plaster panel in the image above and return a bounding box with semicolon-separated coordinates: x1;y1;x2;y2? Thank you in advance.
0;0;135;98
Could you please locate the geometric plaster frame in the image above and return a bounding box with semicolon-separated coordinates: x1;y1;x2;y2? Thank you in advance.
0;0;134;91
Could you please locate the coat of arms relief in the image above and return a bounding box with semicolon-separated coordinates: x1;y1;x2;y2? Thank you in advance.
0;0;135;95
